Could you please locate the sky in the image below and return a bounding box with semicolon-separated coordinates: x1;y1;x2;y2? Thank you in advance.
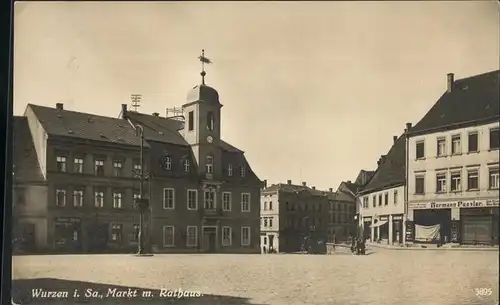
13;1;500;191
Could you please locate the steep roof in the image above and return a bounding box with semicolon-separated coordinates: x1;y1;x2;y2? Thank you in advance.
410;70;500;134
12;116;45;183
359;134;406;195
27;104;146;148
125;111;243;153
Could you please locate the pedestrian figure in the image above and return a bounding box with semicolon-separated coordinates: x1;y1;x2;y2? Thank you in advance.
263;245;266;254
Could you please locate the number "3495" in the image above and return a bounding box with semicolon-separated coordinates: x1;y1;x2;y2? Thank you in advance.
475;288;492;297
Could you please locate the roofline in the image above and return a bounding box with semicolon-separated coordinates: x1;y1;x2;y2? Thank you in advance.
48;134;149;150
408;115;500;137
357;182;405;196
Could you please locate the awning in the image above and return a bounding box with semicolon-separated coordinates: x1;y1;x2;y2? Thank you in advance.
370;220;388;228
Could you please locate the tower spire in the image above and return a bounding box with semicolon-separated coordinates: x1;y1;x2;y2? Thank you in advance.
198;49;213;85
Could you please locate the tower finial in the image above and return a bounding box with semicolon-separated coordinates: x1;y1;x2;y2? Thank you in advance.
198;49;213;85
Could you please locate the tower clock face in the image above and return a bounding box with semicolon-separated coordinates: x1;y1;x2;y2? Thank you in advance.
207;136;214;143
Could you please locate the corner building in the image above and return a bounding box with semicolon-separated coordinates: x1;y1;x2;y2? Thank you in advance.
406;71;499;245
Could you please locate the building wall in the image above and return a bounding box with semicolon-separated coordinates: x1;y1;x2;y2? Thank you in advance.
407;122;499;219
260;191;280;251
24;107;48;179
359;185;405;218
327;197;357;242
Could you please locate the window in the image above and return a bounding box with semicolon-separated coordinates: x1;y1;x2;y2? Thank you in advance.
204;189;216;209
228;164;233;176
240;165;246;177
73;189;84;207
188;111;194;131
384;193;388;206
490;128;499;150
94;159;105;176
132;224;140;242
489;168;499;190
164;156;172;171
378;194;382;206
222;227;232;246
269;201;273;210
133;162;141;177
269;217;273;228
56;189;66;207
206;156;213;174
263;202;268;211
241;193;250;212
450;172;462;192
415;176;425;194
163;188;175;209
113;160;123;177
74;157;84;173
133;191;141;203
372;195;376;207
263;237;267;245
436;173;447;193
241;226;251;246
467;170;479;191
183;159;190;173
186;226;197;247
468;132;478;152
163;226;174;247
451;135;461;155
110;224;122;243
264;218;268;227
393;190;398;204
187;189;198;210
437;138;446;157
362;197;368;209
113;192;123;208
206;111;214;131
94;190;104;208
416;141;425;159
222;192;231;211
56;156;67;172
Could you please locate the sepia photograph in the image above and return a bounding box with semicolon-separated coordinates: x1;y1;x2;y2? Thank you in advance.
9;1;500;304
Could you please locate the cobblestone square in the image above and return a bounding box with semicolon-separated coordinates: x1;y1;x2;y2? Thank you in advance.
12;249;499;305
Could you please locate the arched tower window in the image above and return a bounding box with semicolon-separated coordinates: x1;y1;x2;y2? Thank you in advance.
207;111;214;131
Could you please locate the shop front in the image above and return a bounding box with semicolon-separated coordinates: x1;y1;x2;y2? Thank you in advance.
391;215;404;244
461;207;499;245
53;217;82;252
362;217;372;241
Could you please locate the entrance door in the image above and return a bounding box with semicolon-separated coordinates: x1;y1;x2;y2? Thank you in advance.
269;235;275;251
203;227;217;253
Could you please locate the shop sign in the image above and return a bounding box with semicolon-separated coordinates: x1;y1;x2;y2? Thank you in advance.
392;215;403;221
363;217;372;222
409;199;499;210
55;217;80;223
379;216;389;221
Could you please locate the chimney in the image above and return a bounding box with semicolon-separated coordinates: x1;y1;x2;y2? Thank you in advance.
152;112;159;117
393;136;398;143
347;180;351;184
287;180;292;185
312;186;316;190
447;73;454;92
302;182;307;186
56;103;63;110
406;122;412;132
329;188;333;192
121;104;128;118
263;179;267;188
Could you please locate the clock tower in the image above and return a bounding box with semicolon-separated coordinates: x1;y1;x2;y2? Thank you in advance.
182;50;223;178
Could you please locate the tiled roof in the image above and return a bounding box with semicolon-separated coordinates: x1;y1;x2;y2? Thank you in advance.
12;116;45;183
343;181;362;195
410;70;500;134
27;104;147;148
359;134;406;194
125;111;243;153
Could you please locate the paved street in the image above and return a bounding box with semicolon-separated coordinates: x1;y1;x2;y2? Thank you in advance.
12;248;499;305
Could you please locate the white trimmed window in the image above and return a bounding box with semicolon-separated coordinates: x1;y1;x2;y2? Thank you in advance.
222;192;232;211
113;160;123;177
73;189;84;207
204;189;216;209
228;164;233;176
187;189;198;210
74;157;84;173
113;192;123;208
56;189;66;207
269;217;273;228
451;134;461;155
269;201;273;210
186;226;197;247
163;226;175;247
222;226;232;246
94;159;105;176
467;170;479;190
163;188;175;209
241;193;250;212
183;159;190;172
437;138;446;157
263;202;268;211
489;168;499;190
240;165;246;177
56;156;67;172
393;190;398;204
241;226;251;246
164;156;172;171
110;224;122;242
362;197;368;208
133;163;142;177
436;173;447;193
94;191;104;208
450;172;462;192
264;218;268;227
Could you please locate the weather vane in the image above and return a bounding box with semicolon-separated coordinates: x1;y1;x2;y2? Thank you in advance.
198;49;213;85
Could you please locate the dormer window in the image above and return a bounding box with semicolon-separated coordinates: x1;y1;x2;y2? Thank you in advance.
163;155;172;171
240;165;246;177
228;164;233;176
183;159;190;173
207;111;214;131
206;155;214;174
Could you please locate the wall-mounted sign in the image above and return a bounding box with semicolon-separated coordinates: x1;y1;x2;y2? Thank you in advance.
379;216;389;221
392;215;403;221
409;199;499;210
55;217;80;224
363;217;372;222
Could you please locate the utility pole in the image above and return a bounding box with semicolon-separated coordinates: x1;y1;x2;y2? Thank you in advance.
134;124;149;255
